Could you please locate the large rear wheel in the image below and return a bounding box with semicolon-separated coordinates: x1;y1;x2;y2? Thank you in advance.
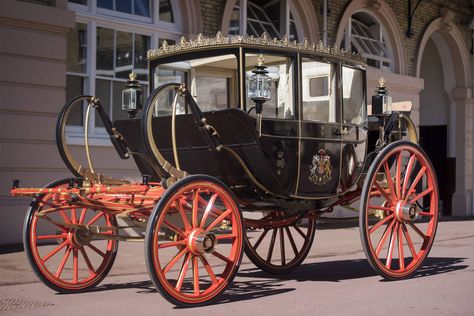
145;175;243;306
360;141;439;280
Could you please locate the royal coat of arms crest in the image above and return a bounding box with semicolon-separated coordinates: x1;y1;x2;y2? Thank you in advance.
309;149;332;185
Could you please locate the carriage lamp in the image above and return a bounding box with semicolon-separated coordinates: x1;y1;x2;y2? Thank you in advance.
371;77;392;115
248;55;271;134
122;72;143;119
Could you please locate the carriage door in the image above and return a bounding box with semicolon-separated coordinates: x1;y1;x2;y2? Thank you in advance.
296;58;342;197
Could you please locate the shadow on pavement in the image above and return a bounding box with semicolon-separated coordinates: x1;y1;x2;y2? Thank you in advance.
87;257;466;307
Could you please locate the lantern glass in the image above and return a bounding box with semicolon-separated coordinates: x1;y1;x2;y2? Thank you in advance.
248;73;272;101
122;88;137;111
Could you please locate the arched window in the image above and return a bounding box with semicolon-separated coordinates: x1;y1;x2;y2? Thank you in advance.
341;12;394;71
228;0;299;40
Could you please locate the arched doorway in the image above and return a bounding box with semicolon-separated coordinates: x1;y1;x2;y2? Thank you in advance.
417;16;473;216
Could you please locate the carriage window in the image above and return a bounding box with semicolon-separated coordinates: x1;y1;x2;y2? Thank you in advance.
246;54;294;119
301;58;336;122
342;67;365;125
154;54;238;116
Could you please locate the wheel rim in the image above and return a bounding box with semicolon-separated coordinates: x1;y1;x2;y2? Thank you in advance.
150;180;243;304
244;211;315;272
363;144;438;278
28;183;117;290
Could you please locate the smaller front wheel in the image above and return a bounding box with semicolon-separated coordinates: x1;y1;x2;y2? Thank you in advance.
145;175;243;306
360;141;439;280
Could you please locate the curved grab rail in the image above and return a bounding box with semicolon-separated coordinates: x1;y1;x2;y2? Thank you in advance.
56;95;127;185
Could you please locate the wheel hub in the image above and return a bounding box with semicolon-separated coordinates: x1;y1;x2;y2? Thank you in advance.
395;201;418;222
187;229;217;255
71;228;93;247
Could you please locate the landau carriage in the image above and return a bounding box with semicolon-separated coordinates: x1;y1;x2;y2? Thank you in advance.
11;33;439;306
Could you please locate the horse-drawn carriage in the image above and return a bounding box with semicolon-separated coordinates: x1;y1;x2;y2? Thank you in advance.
11;33;438;306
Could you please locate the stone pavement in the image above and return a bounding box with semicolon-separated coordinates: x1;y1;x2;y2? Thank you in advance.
0;219;473;315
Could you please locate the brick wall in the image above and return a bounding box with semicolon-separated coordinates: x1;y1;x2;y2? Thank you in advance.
204;0;473;77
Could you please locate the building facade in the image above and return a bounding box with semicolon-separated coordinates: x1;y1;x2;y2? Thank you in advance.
0;0;473;245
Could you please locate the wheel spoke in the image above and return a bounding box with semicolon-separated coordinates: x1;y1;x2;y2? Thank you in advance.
375;219;396;256
266;229;277;263
55;246;71;277
78;208;87;224
200;194;218;229
407;222;428;241
87;243;105;258
384;161;397;201
405;166;426;198
192;189;200;229
212;251;233;264
36;233;67;240
398;223;405;271
163;248;188;275
252;228;269;250
193;255;200;295
59;210;72;224
408;187;433;204
418;211;434;217
285;226;299;257
293;225;306;239
87;211;104;226
205;209;232;232
216;233;236;240
199;256;218;284
73;248;79;284
402;223;419;260
401;154;416;199
386;222;398;269
175;252;191;291
395;152;403;198
80;247;95;275
163;220;186;239
177;200;191;232
71;208;77;224
42;240;68;262
374;181;393;205
279;228;285;265
369;213;395;234
158;240;186;249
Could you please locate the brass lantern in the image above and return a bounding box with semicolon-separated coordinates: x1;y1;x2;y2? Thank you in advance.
122;72;143;119
248;55;271;135
371;77;392;115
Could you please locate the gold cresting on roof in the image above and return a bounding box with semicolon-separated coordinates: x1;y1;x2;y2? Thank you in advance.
147;32;366;64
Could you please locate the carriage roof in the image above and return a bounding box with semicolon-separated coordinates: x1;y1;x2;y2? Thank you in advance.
147;32;367;66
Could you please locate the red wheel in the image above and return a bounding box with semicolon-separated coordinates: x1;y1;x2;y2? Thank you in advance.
360;141;439;280
24;179;118;293
244;211;315;274
145;175;243;306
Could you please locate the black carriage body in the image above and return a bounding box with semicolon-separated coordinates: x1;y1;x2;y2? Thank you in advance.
114;40;368;207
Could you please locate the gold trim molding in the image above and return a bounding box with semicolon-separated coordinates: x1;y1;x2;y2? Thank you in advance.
147;32;366;64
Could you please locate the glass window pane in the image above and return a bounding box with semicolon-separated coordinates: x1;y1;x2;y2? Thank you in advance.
196;77;228;112
229;5;240;35
66;75;84;126
246;54;293;119
133;0;150;17
96;27;114;77
67;23;87;73
95;79;111;127
342;67;365;125
116;0;132;14
115;31;133;79
159;0;173;22
302;58;335;122
309;77;328;97
134;34;150;81
97;0;112;9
